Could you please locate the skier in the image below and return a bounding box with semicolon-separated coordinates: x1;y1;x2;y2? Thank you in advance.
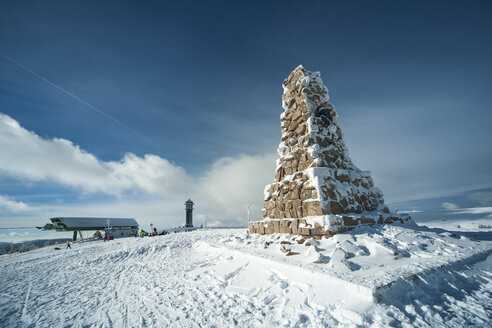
66;242;71;249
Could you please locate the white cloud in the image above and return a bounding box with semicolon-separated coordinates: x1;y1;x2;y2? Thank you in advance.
0;113;190;196
441;202;459;210
0;195;31;213
196;153;276;224
0;113;276;226
107;153;193;195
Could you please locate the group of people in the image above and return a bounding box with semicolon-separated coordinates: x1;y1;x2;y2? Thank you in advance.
103;232;114;242
138;228;169;237
98;227;172;240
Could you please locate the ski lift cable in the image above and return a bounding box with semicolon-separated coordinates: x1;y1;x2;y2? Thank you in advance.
0;51;162;149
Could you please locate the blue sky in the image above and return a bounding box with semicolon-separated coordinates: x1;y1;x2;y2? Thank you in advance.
0;1;491;229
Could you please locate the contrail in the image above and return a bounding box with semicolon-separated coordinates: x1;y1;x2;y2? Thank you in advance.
0;51;161;149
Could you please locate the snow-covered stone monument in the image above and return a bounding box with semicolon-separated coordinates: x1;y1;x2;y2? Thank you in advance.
249;65;410;237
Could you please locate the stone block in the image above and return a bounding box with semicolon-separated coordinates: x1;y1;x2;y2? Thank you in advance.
292;199;301;208
273;220;280;233
291;219;298;234
295;124;306;135
295;206;303;218
287;120;297;131
280;227;291;234
302;201;323;216
326;189;337;200
278;202;285;212
335;173;350;183
280;246;289;253
325;230;336;237
328;201;344;214
275;169;282;181
311;226;325;236
280;220;291;228
339;198;349;209
378;215;384;224
258;223;265;235
298;228;311;236
248;222;254;233
361;217;376;225
342;216;359;226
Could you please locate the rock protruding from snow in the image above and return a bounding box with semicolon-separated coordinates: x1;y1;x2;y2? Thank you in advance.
262;65;390;220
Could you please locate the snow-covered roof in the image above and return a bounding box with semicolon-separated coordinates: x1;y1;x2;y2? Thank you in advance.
50;217;138;231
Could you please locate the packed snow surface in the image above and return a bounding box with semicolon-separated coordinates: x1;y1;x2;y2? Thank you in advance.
0;223;491;327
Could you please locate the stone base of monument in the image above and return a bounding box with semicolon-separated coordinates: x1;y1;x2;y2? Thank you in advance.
248;214;411;239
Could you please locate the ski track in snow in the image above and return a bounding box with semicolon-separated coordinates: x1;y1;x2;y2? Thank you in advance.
20;272;32;324
0;226;491;328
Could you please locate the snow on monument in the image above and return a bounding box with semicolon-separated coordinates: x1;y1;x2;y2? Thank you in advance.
249;65;409;237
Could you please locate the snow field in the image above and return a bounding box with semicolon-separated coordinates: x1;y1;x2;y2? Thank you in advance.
0;225;491;327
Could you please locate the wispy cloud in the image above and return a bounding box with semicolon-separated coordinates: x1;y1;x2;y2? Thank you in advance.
442;202;459;210
467;191;492;207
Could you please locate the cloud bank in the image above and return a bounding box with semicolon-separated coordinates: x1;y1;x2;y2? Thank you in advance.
0;114;192;195
0;113;275;225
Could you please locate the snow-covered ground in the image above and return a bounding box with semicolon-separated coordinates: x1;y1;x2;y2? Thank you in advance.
0;222;491;327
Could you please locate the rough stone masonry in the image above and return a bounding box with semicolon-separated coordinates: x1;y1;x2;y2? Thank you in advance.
249;65;410;238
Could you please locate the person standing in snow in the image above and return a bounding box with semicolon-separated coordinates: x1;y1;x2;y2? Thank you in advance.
66;242;71;249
